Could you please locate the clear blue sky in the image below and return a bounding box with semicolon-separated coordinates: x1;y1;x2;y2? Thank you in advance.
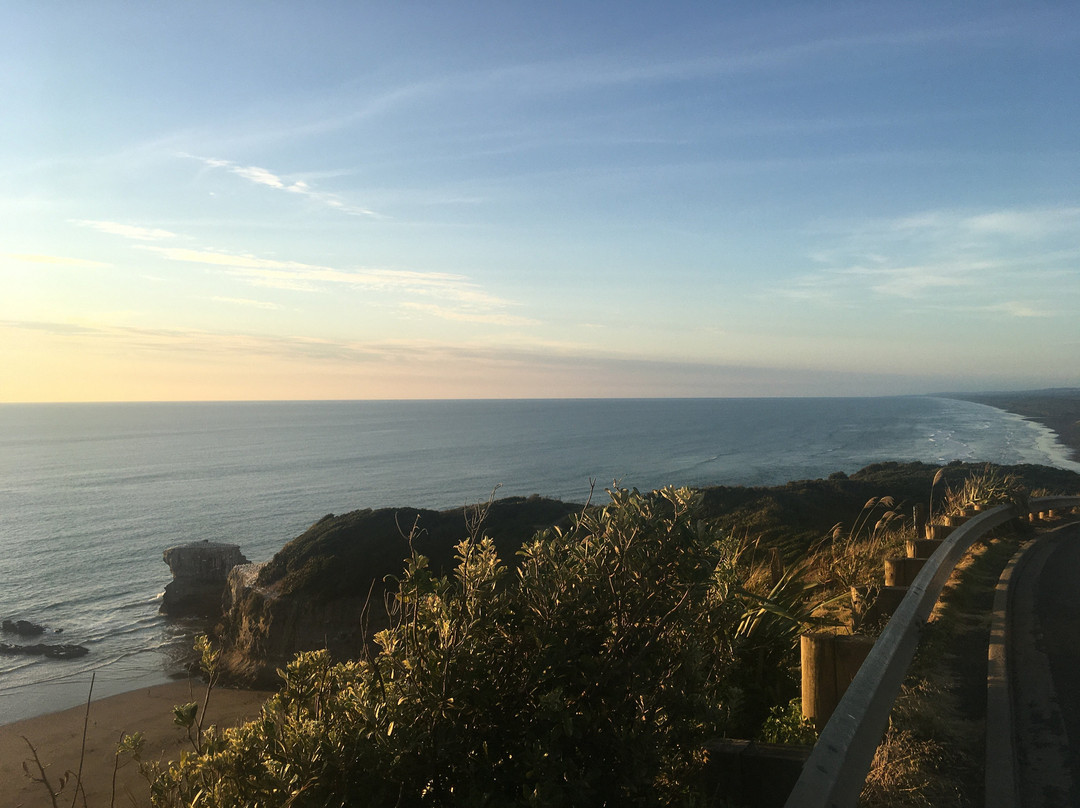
2;2;1077;401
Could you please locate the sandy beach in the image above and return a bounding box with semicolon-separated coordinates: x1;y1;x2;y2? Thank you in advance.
0;679;272;808
951;390;1080;462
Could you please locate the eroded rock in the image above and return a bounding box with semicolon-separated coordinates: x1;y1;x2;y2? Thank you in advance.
161;541;249;618
214;496;580;686
0;642;88;659
1;619;46;636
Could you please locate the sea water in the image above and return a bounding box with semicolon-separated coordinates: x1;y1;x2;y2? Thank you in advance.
0;396;1076;724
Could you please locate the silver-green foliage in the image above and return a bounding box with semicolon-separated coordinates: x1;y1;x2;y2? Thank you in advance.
151;488;814;807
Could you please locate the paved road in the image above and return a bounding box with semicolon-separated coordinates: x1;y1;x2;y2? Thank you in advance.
1009;523;1080;807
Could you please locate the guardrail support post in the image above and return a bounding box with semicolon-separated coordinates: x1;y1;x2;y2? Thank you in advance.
884;557;926;587
784;498;1080;808
862;586;907;627
801;633;874;731
906;538;944;559
925;523;955;540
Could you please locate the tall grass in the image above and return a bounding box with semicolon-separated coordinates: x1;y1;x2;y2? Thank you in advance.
811;496;911;633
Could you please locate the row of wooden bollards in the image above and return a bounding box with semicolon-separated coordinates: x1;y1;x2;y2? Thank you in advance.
799;505;1080;731
1028;508;1066;522
709;505;1080;807
800;511;972;730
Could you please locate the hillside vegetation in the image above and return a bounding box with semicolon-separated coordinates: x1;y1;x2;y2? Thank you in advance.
150;461;1078;806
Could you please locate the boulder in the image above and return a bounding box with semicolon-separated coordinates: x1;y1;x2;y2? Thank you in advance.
0;642;89;659
1;619;46;636
161;541;249;618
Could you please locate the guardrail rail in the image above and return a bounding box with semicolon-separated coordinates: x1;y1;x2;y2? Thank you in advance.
783;495;1080;808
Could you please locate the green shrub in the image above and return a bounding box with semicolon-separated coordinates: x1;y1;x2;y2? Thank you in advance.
758;698;817;746
150;488;816;807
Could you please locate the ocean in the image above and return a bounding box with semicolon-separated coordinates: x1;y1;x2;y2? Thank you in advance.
1;396;1077;724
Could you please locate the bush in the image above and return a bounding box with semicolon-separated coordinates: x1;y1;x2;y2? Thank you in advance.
150;488;815;807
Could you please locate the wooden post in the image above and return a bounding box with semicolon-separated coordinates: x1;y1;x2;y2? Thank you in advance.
769;546;784;587
913;505;927;547
925;523;955;540
906;538;944;559
801;633;874;730
885;557;926;587
861;586;908;628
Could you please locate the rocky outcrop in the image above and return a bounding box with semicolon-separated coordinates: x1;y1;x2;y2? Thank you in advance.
2;619;46;636
215;496;579;686
219;562;377;686
0;642;88;659
0;618;83;658
212;464;1080;687
162;541;249;618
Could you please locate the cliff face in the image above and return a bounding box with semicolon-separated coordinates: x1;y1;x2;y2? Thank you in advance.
162;541;249;618
216;496;580;686
214;462;1080;686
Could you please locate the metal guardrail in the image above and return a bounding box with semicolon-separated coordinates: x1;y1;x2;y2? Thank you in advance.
784;495;1080;808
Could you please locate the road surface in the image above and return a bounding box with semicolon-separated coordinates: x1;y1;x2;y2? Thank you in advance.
1009;523;1080;807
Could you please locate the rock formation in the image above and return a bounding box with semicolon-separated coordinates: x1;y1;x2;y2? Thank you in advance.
215;496;579;686
2;619;46;636
0;642;88;659
210;463;1080;687
162;540;249;618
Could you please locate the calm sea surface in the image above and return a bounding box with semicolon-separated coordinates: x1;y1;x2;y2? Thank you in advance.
1;397;1077;724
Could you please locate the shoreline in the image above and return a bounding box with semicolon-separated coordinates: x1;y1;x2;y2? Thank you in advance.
944;390;1080;462
0;679;272;807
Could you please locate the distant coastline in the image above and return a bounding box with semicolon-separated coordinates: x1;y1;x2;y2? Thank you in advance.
942;389;1080;461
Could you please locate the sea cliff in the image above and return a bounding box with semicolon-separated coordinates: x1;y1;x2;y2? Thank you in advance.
217;496;580;685
213;460;1080;687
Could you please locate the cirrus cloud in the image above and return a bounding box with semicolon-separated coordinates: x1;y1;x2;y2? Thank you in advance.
72;219;177;241
188;155;382;218
3;253;111;268
139;244;529;320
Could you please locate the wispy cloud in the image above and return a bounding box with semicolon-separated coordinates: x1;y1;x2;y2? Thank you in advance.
72;220;177;241
3;253;111;268
787;205;1080;313
979;301;1054;319
401;302;540;327
890;206;1080;239
231;165;286;189
5;317;1029;400
140;245;527;319
190;155;382;218
833;261;983;299
2;319;103;337
0;318;529;366
211;297;283;310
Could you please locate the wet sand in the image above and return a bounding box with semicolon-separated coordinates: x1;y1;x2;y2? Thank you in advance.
949;390;1080;461
0;680;271;808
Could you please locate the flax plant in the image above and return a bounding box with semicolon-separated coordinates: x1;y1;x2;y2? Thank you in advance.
944;464;1028;516
815;496;909;633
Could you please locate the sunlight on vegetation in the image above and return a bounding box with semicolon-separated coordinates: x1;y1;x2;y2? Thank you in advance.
138;488;826;806
23;463;1075;806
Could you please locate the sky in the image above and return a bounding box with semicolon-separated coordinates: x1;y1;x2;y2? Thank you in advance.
1;2;1078;402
